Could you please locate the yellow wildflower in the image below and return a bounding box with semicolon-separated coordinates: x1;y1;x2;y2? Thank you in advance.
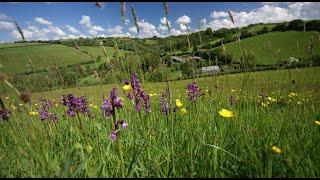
34;103;38;106
93;105;98;109
19;103;24;106
272;146;282;154
55;103;58;107
231;89;236;93
149;94;154;97
11;105;17;110
288;92;297;98
29;111;38;116
89;104;93;107
219;108;235;118
74;142;82;149
315;120;320;126
175;99;183;107
86;145;93;154
180;108;187;114
153;93;158;96
261;102;268;107
297;101;302;105
267;97;277;102
123;84;131;91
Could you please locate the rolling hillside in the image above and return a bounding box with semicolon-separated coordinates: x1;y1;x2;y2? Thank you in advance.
0;43;128;74
223;31;320;65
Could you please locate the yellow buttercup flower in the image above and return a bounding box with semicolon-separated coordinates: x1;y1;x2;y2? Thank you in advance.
11;105;17;110
219;108;235;118
288;92;297;98
29;111;38;116
180;108;187;114
176;99;183;107
315;120;320;126
86;145;93;154
272;146;282;154
123;84;131;91
267;97;277;102
74;142;82;149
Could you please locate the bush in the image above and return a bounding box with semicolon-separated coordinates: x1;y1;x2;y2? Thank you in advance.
305;20;320;31
287;19;305;31
272;22;288;31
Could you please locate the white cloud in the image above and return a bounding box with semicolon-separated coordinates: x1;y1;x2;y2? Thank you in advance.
0;21;15;30
108;32;131;38
35;17;52;26
169;28;183;36
200;18;207;26
210;11;229;19
125;19;130;25
129;26;137;34
11;24;66;40
49;26;65;36
176;15;191;32
0;13;11;20
176;15;191;25
107;25;123;34
206;3;320;30
79;15;91;28
158;17;171;34
79;15;105;36
129;19;160;38
91;25;104;32
66;25;80;34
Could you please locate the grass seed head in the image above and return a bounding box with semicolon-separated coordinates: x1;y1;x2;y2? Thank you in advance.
0;71;6;81
20;89;32;104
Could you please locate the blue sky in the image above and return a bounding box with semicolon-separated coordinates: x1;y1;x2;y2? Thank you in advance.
0;2;320;42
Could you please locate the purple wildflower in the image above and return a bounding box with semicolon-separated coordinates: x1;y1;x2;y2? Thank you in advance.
39;99;58;124
0;108;11;121
121;121;128;128
61;94;90;117
116;120;128;129
160;88;170;115
102;98;113;117
111;129;118;142
187;82;201;102
102;88;123;118
144;94;151;113
126;73;151;113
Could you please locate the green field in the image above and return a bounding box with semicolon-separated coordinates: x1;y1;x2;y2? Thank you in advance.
223;31;320;65
0;42;48;48
1;67;319;177
0;44;128;74
34;66;320;101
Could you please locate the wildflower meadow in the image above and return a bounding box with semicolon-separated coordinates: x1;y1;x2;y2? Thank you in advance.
0;2;320;178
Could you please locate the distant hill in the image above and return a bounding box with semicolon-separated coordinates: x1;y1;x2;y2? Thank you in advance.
222;31;320;65
0;43;128;74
